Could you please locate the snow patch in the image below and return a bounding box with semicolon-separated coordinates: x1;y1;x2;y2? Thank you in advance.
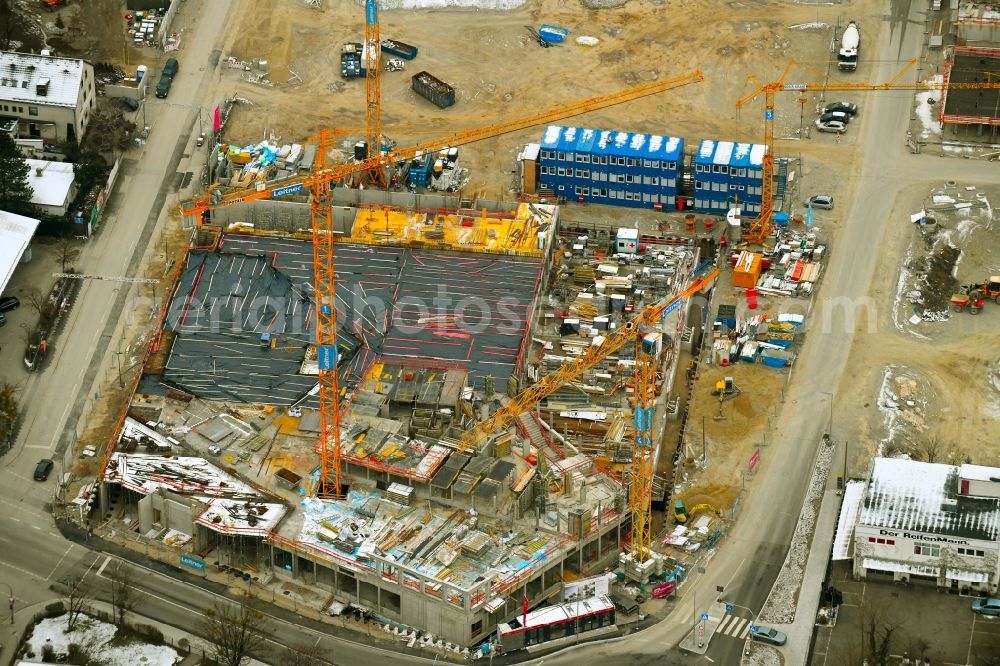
699;140;715;159
598;130;612;148
581;128;594;141
648;135;663;152
630;133;646;152
664;136;680;154
614;132;629;148
564;127;577;143
542;126;561;147
734;142;751;160
915;77;943;138
787;21;830;30
27;614;180;666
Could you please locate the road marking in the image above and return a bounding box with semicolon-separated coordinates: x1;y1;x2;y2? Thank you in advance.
737;622;751;639
717;615;736;634
51;399;74;449
95;555;112;578
728;618;748;636
0;558;40;579
46;544;74;581
31;524;41;530
23;444;51;450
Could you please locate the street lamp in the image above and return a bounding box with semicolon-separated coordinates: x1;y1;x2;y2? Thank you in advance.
0;581;14;624
820;390;834;438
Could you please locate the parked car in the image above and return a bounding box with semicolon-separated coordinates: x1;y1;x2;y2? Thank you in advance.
819;111;850;124
804;195;835;210
33;459;54;481
822;101;859;116
120;97;140;111
815;119;847;133
0;312;6;327
0;296;18;312
162;57;179;78
750;625;787;646
972;598;1000;616
155;75;172;98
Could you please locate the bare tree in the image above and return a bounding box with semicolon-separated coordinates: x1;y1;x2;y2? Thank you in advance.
108;561;135;625
63;575;92;631
58;236;81;273
859;598;901;666
205;589;267;666
24;287;47;317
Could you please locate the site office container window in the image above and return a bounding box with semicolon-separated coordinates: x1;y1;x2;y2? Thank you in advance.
663;161;677;171
867;537;896;545
914;543;941;557
575;169;591;179
575;154;590;163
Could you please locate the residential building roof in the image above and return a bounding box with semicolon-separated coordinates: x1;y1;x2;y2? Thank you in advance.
858;457;1000;543
26;159;75;207
0;209;40;295
0;51;86;108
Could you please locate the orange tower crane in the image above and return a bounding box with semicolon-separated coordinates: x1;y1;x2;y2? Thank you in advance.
457;266;721;562
736;58;1000;245
180;70;705;499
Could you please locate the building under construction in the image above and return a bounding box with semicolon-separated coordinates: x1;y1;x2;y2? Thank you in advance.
99;190;717;650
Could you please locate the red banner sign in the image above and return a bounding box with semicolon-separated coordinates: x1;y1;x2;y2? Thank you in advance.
749;447;761;473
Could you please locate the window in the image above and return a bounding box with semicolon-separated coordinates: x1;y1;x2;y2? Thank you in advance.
598;188;608;197
958;547;986;557
667;161;677;170
642;159;652;168
720;166;729;174
576;154;590;163
575;169;590;178
471;620;483;637
557;185;565;192
868;537;896;545
712;165;721;174
695;164;703;173
574;186;589;196
914;543;941;557
666;178;676;187
557;167;566;176
651;160;660;169
625;174;634;184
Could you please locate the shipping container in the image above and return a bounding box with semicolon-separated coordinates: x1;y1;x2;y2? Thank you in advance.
380;38;418;60
411;71;455;108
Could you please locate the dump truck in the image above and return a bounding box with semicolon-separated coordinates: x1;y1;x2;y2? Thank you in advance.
838;21;860;71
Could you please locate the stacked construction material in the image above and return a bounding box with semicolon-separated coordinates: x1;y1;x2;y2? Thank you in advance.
386;482;414;506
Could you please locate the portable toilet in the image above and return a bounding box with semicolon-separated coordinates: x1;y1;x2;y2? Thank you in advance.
615;227;639;253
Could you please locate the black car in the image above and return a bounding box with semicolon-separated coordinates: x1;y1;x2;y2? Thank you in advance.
822;101;858;116
0;295;18;312
33;459;54;481
120;97;140;111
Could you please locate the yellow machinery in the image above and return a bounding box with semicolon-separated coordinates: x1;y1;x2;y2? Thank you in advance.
736;59;1000;246
178;71;705;498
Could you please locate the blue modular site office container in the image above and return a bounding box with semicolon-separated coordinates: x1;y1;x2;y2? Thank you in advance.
692;139;766;216
408;153;433;187
537;125;684;210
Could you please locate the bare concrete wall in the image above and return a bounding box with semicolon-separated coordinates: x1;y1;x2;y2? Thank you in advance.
105;79;148;101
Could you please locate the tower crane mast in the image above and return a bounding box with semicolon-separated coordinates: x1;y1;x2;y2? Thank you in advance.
363;0;385;187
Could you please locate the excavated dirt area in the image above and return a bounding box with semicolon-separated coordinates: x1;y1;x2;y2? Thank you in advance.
216;0;872;199
836;182;1000;474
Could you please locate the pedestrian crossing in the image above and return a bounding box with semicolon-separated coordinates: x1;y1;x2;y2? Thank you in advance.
716;614;752;640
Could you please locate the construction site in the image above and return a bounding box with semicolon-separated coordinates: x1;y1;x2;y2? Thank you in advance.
5;0;995;662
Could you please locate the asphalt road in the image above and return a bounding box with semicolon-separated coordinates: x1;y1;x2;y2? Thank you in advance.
3;1;999;665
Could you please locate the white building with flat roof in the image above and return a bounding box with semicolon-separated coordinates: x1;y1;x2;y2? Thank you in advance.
26;159;76;216
0;50;96;144
0;209;40;295
852;457;1000;594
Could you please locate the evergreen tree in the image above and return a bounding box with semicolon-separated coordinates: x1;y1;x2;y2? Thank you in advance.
0;132;39;217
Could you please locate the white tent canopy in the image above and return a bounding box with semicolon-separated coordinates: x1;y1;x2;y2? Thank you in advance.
0;209;40;295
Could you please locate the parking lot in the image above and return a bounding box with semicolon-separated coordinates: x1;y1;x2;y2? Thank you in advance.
810;562;1000;665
